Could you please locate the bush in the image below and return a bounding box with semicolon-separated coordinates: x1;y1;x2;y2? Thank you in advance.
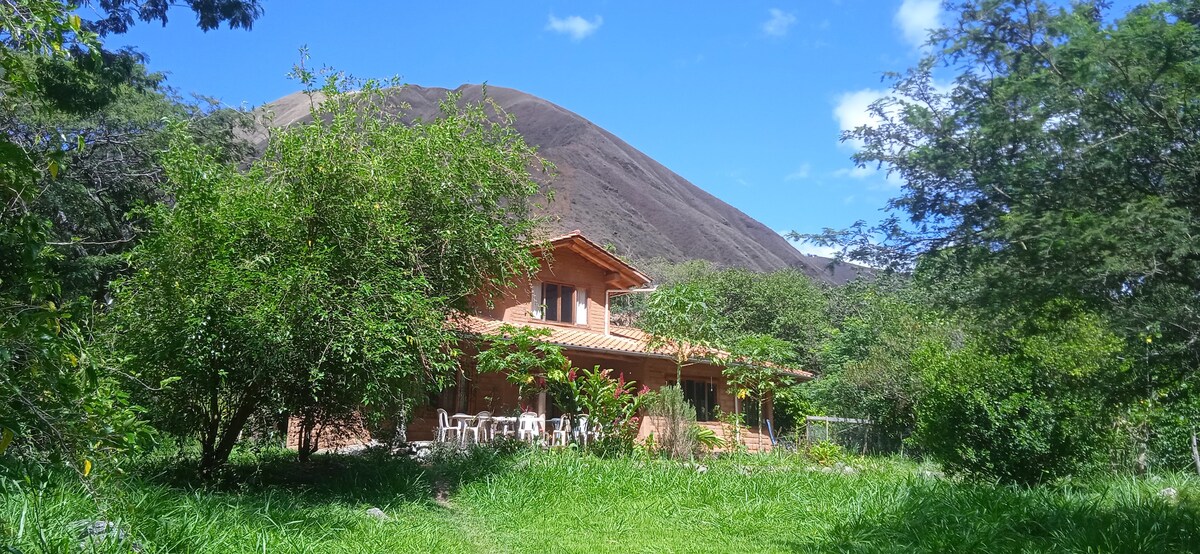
555;366;646;456
912;306;1126;485
646;385;698;459
806;440;848;467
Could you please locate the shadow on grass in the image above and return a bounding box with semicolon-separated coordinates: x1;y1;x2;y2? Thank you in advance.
785;478;1200;553
132;443;528;508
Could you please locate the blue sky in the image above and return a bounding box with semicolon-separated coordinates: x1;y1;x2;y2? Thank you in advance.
108;0;952;257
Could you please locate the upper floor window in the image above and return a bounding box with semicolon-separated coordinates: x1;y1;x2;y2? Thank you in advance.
532;281;588;325
542;283;575;323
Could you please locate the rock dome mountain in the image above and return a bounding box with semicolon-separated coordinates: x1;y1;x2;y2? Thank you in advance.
259;84;868;284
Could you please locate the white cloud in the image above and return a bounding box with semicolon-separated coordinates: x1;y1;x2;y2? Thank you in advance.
832;88;889;149
831;166;875;179
794;242;842;258
832;165;904;189
894;0;941;49
785;163;812;181
778;230;842;258
762;8;797;37
546;14;603;41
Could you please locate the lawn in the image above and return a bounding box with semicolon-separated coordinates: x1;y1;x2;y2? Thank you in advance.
2;448;1198;553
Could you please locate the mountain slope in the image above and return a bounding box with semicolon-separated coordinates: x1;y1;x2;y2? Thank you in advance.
260;85;868;283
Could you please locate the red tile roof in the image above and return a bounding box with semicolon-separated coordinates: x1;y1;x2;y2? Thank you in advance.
454;315;812;379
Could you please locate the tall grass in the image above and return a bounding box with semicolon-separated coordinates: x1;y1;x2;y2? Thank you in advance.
2;449;1198;553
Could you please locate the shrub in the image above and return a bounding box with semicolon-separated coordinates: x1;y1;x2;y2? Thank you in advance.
566;367;646;456
912;306;1126;485
691;425;725;452
646;385;698;459
806;440;847;467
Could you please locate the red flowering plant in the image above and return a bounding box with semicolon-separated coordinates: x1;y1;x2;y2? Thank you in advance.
558;365;647;455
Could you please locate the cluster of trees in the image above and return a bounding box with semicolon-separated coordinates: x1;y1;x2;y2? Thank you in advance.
2;0;264;473
2;1;552;476
787;0;1200;483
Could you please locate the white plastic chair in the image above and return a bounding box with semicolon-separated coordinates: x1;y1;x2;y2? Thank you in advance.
573;414;590;447
464;411;491;445
552;414;573;446
436;408;459;443
517;411;541;443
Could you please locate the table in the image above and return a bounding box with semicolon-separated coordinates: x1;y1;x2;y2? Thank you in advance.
450;413;476;445
491;416;516;439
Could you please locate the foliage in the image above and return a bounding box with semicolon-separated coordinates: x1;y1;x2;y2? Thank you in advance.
0;0;256;476
555;366;646;456
641;283;725;382
691;424;725;451
627;261;830;368
646;385;699;459
802;0;1200;466
620;262;833;431
724;333;796;449
806;439;849;467
476;324;570;405
806;276;952;445
112;73;550;471
83;0;264;35
913;304;1128;485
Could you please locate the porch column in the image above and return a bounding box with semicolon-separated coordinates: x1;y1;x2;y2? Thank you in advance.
455;367;468;413
536;391;547;416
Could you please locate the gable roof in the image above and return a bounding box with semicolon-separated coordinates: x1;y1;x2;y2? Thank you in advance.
456;315;812;380
535;231;651;290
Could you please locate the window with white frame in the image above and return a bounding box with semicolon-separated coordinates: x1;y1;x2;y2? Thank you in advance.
531;281;588;325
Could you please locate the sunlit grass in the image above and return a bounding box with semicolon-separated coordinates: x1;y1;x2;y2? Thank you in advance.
2;449;1198;553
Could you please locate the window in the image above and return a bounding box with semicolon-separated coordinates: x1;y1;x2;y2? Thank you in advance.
681;379;716;421
542;283;576;323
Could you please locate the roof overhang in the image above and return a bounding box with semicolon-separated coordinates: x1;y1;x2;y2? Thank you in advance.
533;231;651;290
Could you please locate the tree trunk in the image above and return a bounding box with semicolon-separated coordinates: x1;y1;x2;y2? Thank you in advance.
1191;431;1200;476
198;395;262;474
298;408;319;463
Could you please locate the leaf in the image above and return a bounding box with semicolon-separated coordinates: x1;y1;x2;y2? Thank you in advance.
0;428;13;455
82;459;92;477
47;158;59;178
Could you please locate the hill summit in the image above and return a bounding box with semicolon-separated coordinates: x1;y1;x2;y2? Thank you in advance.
262;84;867;284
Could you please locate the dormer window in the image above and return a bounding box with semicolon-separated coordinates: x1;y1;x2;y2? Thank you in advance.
531;280;588;325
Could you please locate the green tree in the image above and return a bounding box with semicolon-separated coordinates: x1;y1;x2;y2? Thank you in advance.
808;0;1200;467
724;333;796;451
806;276;950;445
476;324;570;409
641;283;725;383
914;303;1127;484
113;75;550;471
1;0;259;471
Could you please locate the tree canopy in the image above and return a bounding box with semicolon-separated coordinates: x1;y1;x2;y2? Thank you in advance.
802;0;1200;477
113;75;551;470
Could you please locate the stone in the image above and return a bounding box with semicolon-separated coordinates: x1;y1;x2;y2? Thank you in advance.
365;507;390;521
1160;487;1179;501
73;519;143;552
695;464;708;474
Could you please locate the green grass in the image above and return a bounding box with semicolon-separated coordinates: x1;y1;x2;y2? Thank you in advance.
2;448;1198;553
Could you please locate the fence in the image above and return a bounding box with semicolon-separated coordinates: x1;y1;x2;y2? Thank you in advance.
801;416;896;455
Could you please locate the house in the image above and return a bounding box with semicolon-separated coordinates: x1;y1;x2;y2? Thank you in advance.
402;231;812;451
